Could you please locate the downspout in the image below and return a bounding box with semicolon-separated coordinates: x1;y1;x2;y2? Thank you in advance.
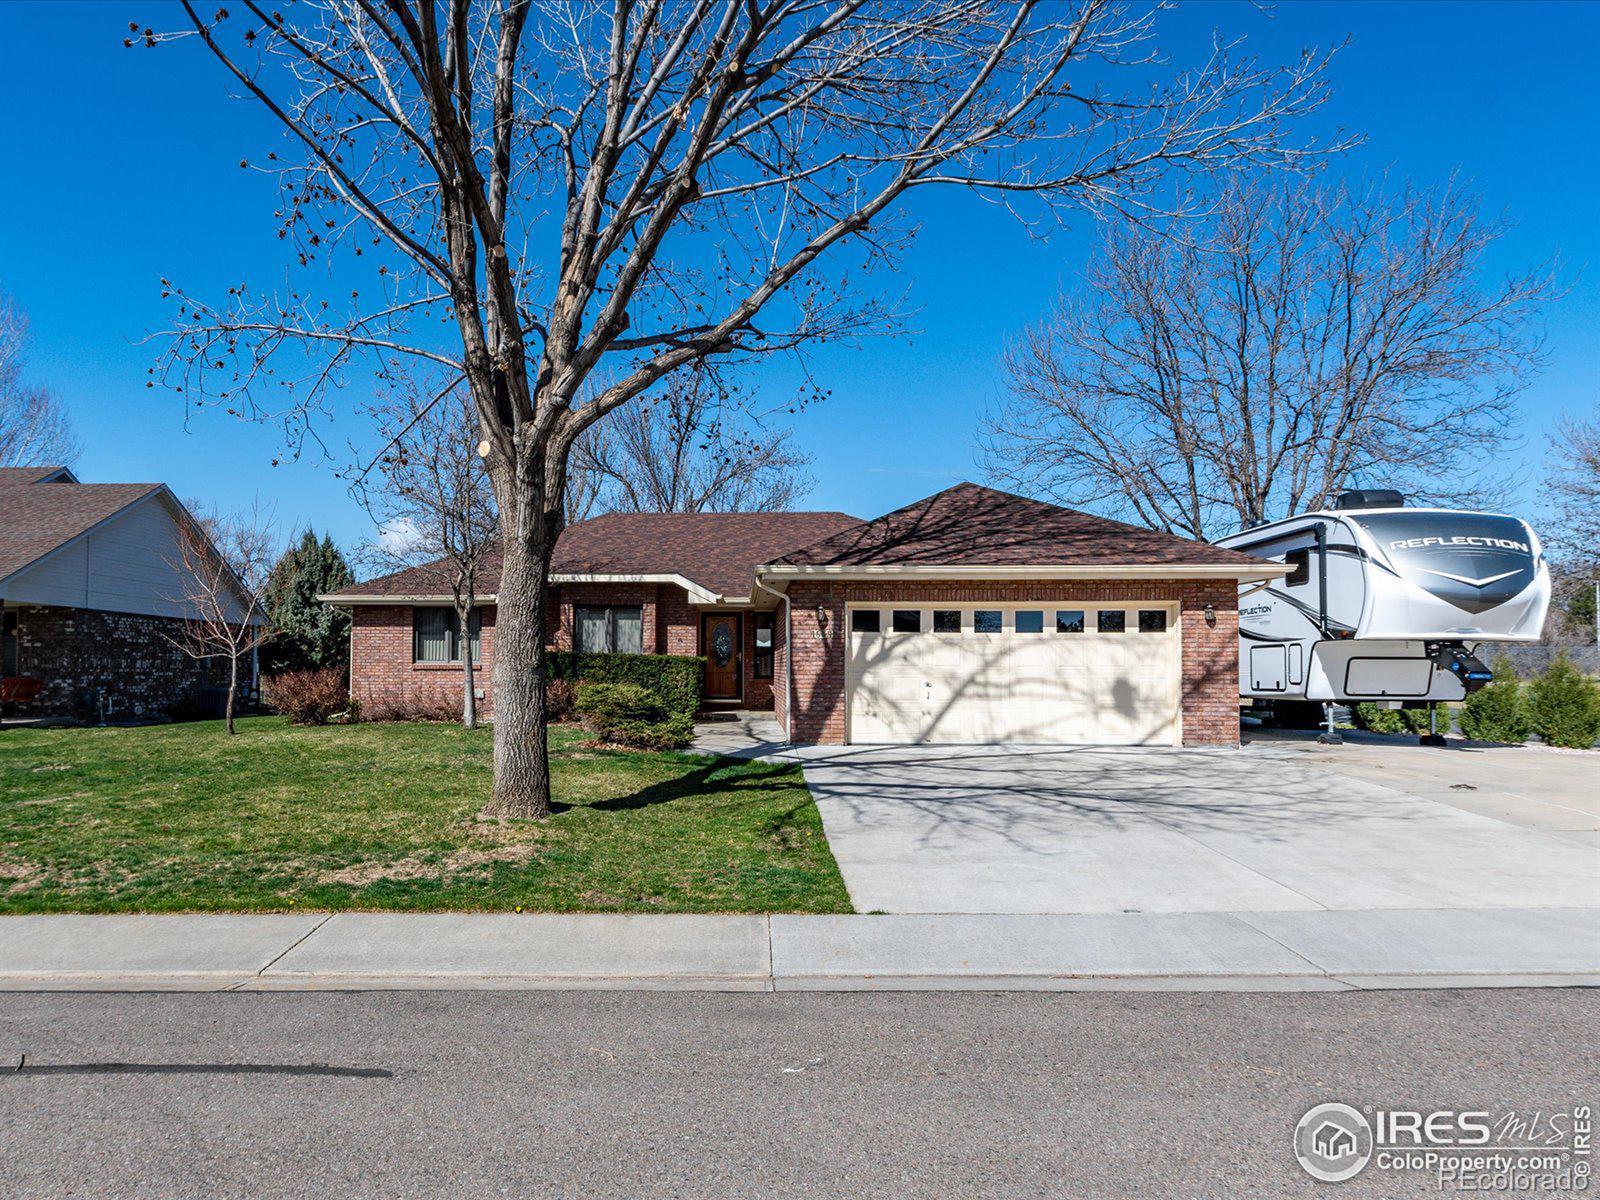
752;571;792;742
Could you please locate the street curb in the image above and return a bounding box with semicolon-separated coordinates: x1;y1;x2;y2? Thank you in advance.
0;909;1594;993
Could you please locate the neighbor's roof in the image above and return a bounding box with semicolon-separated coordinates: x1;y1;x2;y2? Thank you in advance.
0;466;165;584
767;482;1275;572
326;510;864;603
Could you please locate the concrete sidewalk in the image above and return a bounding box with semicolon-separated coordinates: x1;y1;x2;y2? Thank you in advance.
0;907;1594;992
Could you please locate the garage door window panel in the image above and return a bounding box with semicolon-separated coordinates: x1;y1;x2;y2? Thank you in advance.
1055;610;1085;634
891;610;922;633
933;610;961;633
851;610;881;634
974;610;1002;633
1138;610;1168;633
1098;610;1127;633
1015;610;1044;634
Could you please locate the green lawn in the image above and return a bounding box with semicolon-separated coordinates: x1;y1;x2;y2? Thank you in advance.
0;717;852;914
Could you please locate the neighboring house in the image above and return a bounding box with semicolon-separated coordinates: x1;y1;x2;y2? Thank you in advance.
328;483;1286;747
0;466;253;722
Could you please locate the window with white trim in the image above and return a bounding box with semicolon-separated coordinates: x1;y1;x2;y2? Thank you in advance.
413;607;483;663
575;605;643;654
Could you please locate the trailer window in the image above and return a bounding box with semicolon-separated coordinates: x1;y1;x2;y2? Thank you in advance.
1283;548;1312;587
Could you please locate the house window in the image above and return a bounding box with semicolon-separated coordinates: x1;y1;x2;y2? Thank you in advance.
413;607;483;663
974;610;1002;633
851;610;881;633
1138;610;1168;633
892;610;921;633
1055;609;1085;634
933;610;961;633
1097;610;1126;633
753;613;775;679
1283;547;1312;587
575;605;643;654
1015;610;1044;634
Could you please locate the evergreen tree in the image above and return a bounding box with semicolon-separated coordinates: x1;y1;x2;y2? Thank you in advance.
261;531;355;676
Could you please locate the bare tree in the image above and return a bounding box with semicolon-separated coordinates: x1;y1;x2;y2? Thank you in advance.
0;293;79;468
1541;406;1600;640
1543;407;1600;564
358;380;499;728
983;177;1553;540
144;1;1338;816
573;370;811;512
165;505;276;735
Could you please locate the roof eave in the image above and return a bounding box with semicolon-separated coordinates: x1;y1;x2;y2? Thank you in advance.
321;571;726;607
755;562;1290;583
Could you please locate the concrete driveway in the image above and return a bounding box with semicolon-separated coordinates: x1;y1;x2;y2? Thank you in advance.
794;741;1600;915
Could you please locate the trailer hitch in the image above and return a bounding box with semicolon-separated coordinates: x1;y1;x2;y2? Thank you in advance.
1426;642;1493;694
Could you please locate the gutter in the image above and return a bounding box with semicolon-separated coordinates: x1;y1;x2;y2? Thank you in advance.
754;562;1292;585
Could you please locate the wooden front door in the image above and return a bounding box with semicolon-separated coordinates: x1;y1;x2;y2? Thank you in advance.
701;611;743;701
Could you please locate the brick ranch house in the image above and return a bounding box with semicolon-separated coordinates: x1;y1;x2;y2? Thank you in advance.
0;466;254;722
325;483;1288;746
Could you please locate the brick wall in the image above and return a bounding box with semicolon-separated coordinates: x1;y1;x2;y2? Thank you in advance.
348;584;760;717
7;603;230;721
784;579;1239;746
349;603;498;718
656;587;699;656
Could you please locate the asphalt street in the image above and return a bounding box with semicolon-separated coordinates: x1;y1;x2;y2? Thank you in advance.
1;988;1595;1198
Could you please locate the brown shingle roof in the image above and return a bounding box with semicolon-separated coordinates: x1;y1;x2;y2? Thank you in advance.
0;468;164;584
771;482;1269;569
328;510;864;602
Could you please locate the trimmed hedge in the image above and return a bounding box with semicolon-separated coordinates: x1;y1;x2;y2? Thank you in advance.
547;651;703;718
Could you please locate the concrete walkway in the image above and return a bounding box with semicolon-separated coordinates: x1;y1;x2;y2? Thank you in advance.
0;908;1594;992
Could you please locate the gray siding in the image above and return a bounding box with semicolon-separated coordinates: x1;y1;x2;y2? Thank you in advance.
1;494;249;623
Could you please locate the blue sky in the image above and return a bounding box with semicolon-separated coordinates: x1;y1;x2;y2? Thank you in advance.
1;1;1595;552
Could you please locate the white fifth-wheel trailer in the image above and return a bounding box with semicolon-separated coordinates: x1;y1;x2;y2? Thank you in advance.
1214;489;1551;739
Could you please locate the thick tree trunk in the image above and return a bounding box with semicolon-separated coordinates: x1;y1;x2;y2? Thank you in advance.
225;652;238;736
486;533;551;817
459;598;477;730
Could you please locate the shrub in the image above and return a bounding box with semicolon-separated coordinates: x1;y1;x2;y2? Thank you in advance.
360;693;461;723
1525;652;1600;749
547;651;702;718
577;682;664;723
545;678;578;723
263;668;349;726
1350;702;1409;734
575;682;694;750
599;714;695;751
1459;654;1530;744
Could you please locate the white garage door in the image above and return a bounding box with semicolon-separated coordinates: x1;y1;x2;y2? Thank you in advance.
846;603;1181;745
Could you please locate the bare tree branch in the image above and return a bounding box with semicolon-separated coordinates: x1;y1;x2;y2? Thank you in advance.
983;176;1554;540
0;293;79;468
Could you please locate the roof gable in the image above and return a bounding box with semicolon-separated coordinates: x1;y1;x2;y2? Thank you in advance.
771;482;1269;570
0;470;165;585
